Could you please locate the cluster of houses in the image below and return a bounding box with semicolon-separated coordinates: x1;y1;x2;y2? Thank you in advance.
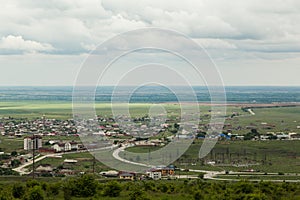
225;132;300;141
100;165;175;180
23;136;81;153
0;117;77;137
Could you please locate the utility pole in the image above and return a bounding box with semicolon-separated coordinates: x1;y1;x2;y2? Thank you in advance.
92;154;96;174
32;134;35;179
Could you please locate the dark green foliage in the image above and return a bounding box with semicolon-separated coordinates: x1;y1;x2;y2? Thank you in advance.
25;185;44;200
0;185;13;200
10;151;18;157
0;175;298;199
0;167;18;175
103;181;122;197
12;183;25;198
46;182;60;197
64;174;98;197
26;179;40;188
0;154;10;161
10;159;21;168
129;186;148;200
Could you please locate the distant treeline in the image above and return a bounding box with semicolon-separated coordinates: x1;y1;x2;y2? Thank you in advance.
0;174;299;199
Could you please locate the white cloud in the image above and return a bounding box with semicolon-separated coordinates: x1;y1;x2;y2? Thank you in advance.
0;35;54;54
0;0;300;85
193;39;237;50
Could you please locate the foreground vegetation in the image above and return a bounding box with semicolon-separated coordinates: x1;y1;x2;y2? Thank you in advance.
0;174;299;200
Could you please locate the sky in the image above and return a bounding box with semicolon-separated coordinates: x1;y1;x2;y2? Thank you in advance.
0;0;300;86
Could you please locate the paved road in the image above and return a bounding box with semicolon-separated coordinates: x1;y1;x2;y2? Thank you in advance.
13;154;59;175
112;145;300;182
112;145;156;168
13;145;117;175
111;145;224;179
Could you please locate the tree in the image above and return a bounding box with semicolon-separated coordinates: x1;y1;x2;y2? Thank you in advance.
46;182;60;197
10;159;21;168
12;183;25;198
103;181;122;197
129;187;148;200
26;179;40;188
11;151;18;157
26;186;44;200
64;174;97;197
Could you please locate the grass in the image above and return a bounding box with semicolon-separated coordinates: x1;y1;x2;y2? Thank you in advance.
0;136;24;153
0;176;63;183
0;101;222;119
173;140;300;173
228;106;300;135
125;146;162;153
26;152;111;173
216;174;300;180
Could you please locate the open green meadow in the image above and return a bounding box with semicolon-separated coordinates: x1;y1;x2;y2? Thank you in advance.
173;140;300;173
26;152;111;173
0;101;220;119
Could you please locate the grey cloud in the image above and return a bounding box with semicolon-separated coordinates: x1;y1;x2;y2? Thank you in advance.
1;0;300;56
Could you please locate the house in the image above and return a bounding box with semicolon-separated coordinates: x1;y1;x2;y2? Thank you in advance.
36;164;53;173
147;166;175;179
119;172;135;180
100;170;119;177
289;133;300;140
147;170;162;180
24;136;42;150
63;159;78;164
52;142;71;152
70;142;79;150
276;133;289;140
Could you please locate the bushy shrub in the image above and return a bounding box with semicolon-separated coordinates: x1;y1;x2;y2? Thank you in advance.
103;181;122;197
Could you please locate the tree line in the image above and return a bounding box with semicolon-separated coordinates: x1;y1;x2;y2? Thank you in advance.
0;174;299;199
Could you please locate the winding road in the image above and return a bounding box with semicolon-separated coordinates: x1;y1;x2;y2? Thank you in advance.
112;145;300;182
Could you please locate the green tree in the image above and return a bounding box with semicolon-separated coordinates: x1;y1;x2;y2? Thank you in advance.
64;174;97;197
26;179;40;188
11;151;18;157
103;181;122;197
12;183;25;198
26;185;44;200
10;159;21;167
46;182;60;197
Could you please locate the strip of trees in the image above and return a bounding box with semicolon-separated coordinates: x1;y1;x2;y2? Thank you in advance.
0;175;299;199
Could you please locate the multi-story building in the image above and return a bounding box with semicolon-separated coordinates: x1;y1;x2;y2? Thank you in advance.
24;136;42;150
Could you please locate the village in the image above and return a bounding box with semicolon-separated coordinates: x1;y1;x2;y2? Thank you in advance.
0;113;299;180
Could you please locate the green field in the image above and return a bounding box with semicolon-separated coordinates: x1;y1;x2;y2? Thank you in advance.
229;106;300;134
173;140;300;173
27;152;111;173
0;101;222;119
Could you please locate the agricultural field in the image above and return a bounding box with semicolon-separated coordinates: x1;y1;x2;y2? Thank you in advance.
0;101;216;119
227;106;300;135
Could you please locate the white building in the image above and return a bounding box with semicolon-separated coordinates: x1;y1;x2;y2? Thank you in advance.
52;142;73;152
24;136;42;150
148;171;162;180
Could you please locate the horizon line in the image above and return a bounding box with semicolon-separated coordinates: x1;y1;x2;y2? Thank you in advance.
0;85;300;87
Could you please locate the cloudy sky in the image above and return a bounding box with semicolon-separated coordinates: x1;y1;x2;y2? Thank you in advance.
0;0;300;86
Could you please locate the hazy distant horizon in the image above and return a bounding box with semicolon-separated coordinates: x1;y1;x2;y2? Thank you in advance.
1;85;299;103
